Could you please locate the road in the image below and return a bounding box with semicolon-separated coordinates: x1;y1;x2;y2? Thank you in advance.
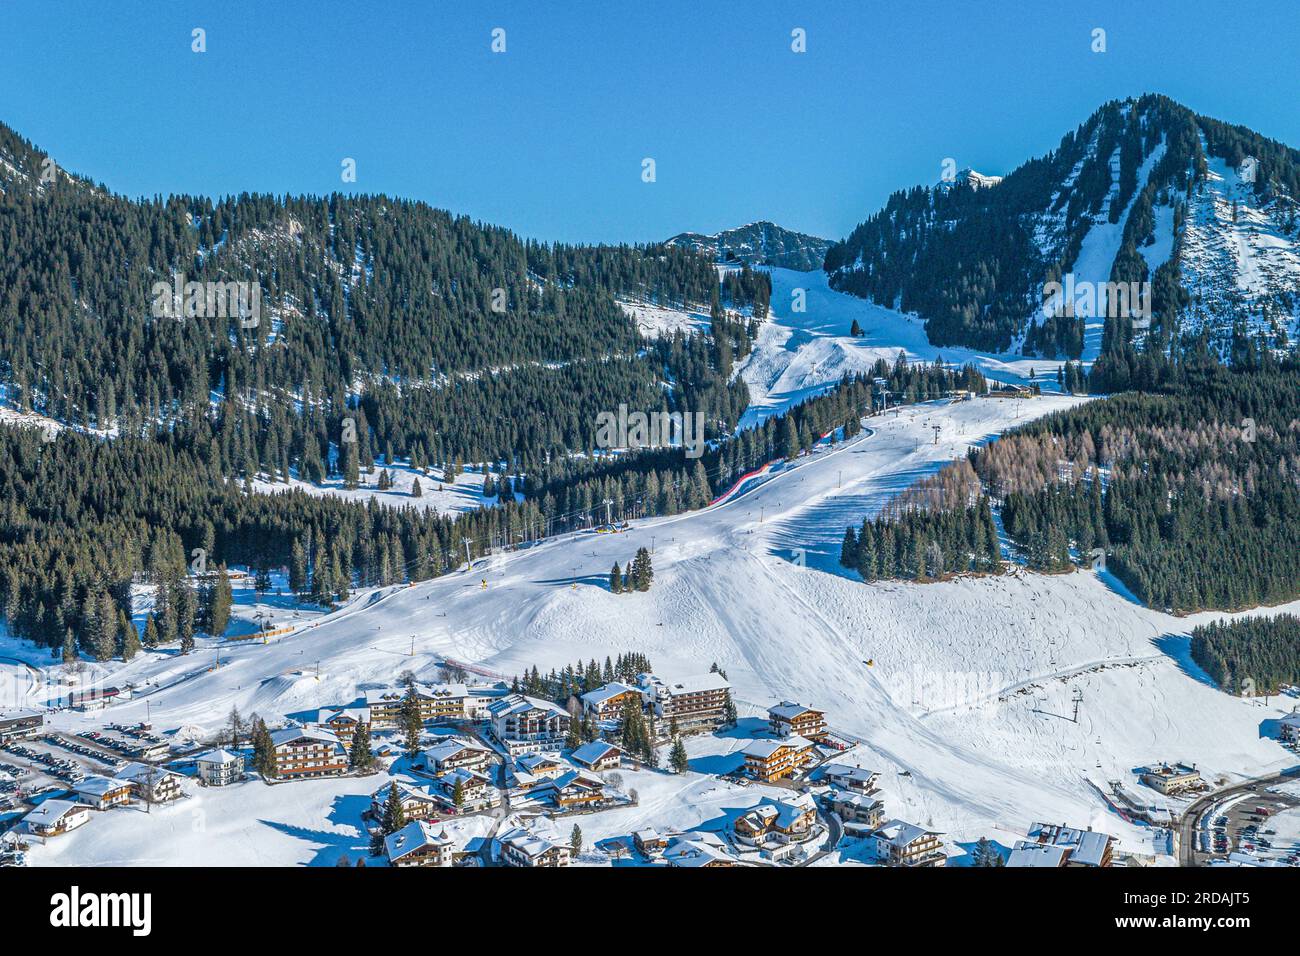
1177;765;1300;866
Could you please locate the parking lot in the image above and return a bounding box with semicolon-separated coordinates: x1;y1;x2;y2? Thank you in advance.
1206;786;1300;864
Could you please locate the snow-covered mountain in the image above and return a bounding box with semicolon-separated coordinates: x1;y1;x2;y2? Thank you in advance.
935;167;1004;192
826;95;1300;361
667;220;832;271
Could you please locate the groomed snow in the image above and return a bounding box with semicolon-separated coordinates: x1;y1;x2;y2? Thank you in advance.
14;390;1297;866
735;268;1066;430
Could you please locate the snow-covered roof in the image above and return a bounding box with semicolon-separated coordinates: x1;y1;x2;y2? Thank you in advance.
23;799;85;826
115;762;180;784
517;752;564;773
317;706;370;724
743;735;813;759
768;700;820;720
372;780;436;804
875;819;939;849
488;694;568;720
1278;709;1300;727
1026;823;1111;866
195;748;242;766
422;737;490;762
663;833;735;867
1007;841;1068;868
498;826;562;859
827;788;883;811
822;763;878;786
72;775;130;797
436;767;489;789
270;726;343;748
570;740;621;765
385;819;452;861
662;672;730;695
580;682;640;707
0;708;43;722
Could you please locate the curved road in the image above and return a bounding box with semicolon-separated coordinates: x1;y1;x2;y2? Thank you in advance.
1177;765;1300;866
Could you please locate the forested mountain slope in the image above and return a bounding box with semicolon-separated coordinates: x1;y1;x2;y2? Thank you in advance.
825;95;1300;363
0;120;767;477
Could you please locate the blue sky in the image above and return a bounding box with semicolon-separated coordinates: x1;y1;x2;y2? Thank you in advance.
2;0;1297;243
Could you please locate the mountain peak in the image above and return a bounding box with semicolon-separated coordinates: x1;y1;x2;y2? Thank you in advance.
665;221;831;271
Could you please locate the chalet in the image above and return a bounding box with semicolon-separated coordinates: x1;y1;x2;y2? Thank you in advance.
498;827;571;867
0;709;44;743
733;793;818;846
767;701;828;742
579;682;644;722
432;768;495;810
313;707;370;745
269;727;348;779
72;775;133;810
385;819;454;867
873;819;946;867
821;763;879;793
23;799;90;837
1024;823;1113;867
569;740;623;772
663;832;736;868
827;789;885;828
531;769;606;810
419;737;493;774
743;735;817;782
516;752;566;779
1140;763;1202;795
638;672;731;734
195;748;244;786
372;781;442;821
1278;708;1300;744
633;826;670;857
116;762;184;803
488;695;570;756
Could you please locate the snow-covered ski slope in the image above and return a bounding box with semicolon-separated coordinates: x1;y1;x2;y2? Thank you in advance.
22;392;1299;864
735;268;1060;429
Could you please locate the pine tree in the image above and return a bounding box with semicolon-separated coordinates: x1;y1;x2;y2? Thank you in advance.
381;783;406;835
251;718;276;779
452;777;465;811
410;477;422;498
570;824;583;856
609;562;622;594
669;736;689;774
972;836;1004;867
208;566;233;637
121;622;141;661
400;684;424;757
289;539;308;596
142;613;159;648
350;723;374;771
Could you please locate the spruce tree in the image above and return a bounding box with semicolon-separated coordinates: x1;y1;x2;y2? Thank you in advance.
208;566;233;637
669;736;689;774
350;723;374;771
381;783;406;835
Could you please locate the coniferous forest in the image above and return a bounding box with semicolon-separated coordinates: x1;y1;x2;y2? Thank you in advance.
1190;614;1300;696
843;351;1300;615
